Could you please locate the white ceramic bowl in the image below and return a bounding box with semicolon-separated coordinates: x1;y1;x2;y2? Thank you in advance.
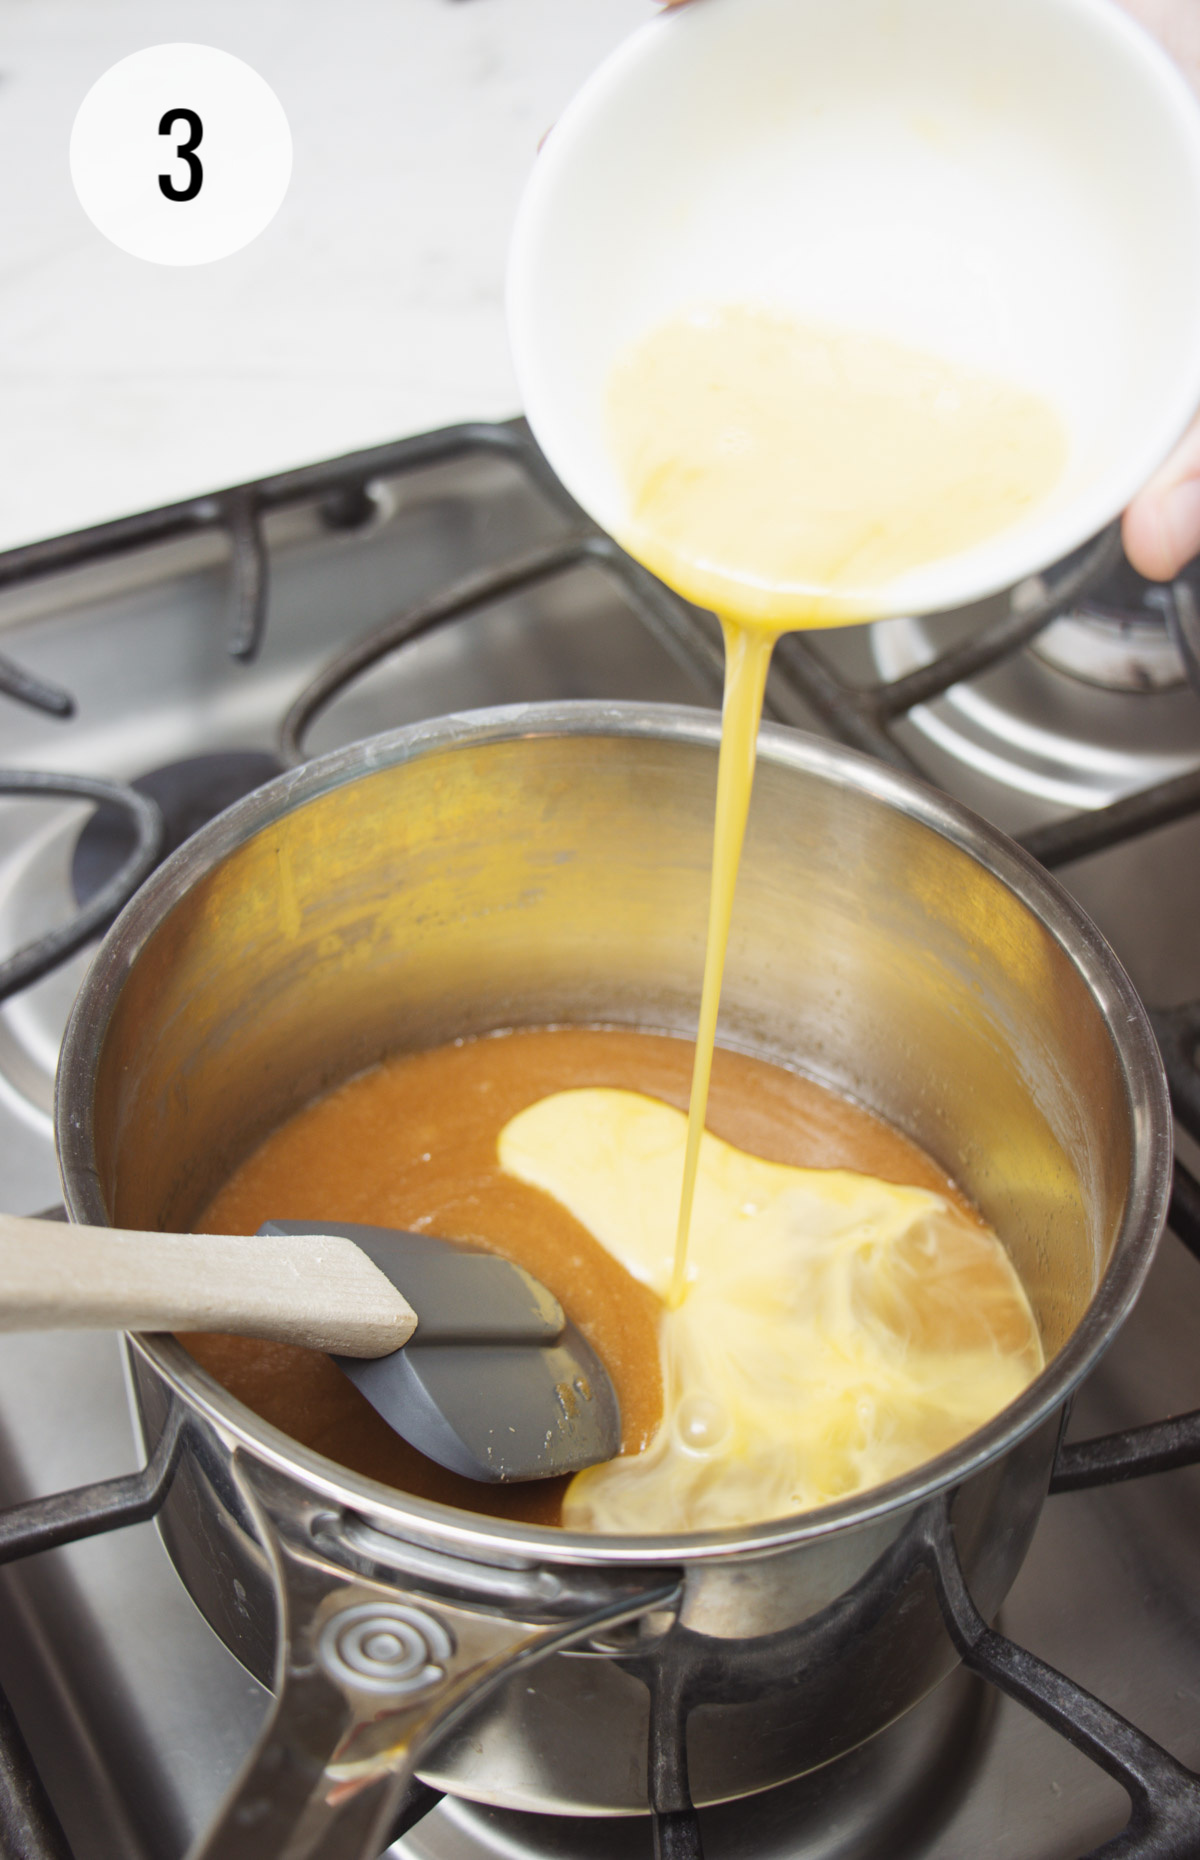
508;0;1200;618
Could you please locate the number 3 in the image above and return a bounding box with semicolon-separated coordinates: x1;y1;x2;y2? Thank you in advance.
158;108;203;202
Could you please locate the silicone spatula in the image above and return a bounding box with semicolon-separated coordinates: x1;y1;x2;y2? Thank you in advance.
0;1212;621;1483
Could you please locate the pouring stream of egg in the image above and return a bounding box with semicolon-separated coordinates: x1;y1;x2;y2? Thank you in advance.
606;304;1069;1307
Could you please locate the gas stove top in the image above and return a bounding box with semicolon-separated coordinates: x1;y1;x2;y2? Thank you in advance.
0;423;1197;1860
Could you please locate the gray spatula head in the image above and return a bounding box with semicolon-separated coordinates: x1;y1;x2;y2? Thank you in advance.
260;1221;622;1484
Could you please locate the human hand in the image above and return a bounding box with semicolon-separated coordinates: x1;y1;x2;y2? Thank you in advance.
1113;1;1200;577
658;0;1200;578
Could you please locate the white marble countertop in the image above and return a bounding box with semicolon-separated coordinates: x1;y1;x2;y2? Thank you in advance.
0;0;655;552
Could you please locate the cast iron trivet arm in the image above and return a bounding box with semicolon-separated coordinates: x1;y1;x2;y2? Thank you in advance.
279;538;611;765
1048;1143;1200;1491
646;1644;705;1860
0;418;543;683
276;529;725;767
1150;1004;1200;1146
0;656;74;722
651;1811;704;1859
768;522;1123;770
0;1407;183;1566
927;1500;1200;1860
769;628;922;771
1166;1159;1200;1264
1051;1411;1200;1492
0;773;163;1002
1147;1005;1200;1264
0;419;1173;1009
210;489;269;663
0;1410;185;1860
871;522;1123;716
623;1408;1200;1860
1020;768;1200;869
1049;1146;1200;1489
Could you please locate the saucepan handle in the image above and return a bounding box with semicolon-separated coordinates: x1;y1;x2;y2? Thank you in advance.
187;1453;679;1860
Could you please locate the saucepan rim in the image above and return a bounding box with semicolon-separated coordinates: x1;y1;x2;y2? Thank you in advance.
57;701;1172;1568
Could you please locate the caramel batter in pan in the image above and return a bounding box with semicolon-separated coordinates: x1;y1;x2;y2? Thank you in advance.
190;1026;997;1530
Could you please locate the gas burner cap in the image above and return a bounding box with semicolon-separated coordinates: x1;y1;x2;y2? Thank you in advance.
71;750;282;909
1020;549;1200;693
1029;606;1187;694
871;562;1200;810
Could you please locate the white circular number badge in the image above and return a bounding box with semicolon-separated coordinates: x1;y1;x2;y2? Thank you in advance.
70;44;292;266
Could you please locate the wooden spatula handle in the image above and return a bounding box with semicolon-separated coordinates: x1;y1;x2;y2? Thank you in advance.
0;1215;417;1357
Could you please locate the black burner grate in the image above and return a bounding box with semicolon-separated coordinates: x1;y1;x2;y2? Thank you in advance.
4;417;1200;995
69;752;283;912
0;773;162;1003
0;421;1198;1858
2;417;1200;996
0;1353;1197;1860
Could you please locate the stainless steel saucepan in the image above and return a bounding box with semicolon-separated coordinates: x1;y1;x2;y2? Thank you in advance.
55;703;1171;1859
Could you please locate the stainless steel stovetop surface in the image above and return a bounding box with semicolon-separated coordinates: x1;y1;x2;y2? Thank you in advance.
0;442;1196;1860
